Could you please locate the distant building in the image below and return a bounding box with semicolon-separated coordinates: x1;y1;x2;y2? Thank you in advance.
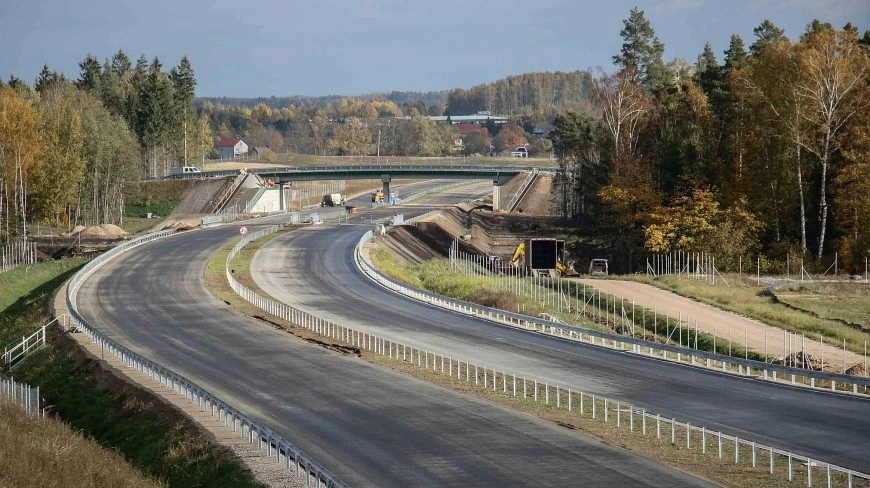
215;137;249;158
533;124;556;137
251;146;271;157
456;124;483;139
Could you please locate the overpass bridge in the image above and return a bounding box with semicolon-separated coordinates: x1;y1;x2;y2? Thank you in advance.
158;165;556;210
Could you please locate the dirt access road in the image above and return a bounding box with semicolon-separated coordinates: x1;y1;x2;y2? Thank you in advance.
578;279;866;373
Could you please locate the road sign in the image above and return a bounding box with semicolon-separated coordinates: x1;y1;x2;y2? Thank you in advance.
239;226;248;235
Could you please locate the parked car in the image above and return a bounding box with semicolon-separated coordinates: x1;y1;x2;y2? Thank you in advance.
589;259;609;275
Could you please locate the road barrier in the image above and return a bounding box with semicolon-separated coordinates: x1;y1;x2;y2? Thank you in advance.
66;228;348;488
230;226;870;488
360;232;870;397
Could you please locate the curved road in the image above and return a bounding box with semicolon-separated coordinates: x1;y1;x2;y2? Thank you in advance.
252;223;870;473
75;182;709;487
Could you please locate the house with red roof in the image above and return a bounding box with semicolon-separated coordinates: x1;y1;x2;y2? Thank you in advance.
215;137;249;158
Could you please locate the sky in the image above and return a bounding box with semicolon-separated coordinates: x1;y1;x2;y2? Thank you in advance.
1;0;868;98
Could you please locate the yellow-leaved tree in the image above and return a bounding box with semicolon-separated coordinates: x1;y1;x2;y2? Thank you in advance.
0;86;42;241
644;188;763;270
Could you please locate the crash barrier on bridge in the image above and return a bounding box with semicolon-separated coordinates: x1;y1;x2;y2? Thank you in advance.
398;180;489;205
230;227;870;488
360;232;870;397
0;377;40;416
157;164;557;181
2;316;68;370
66;229;348;488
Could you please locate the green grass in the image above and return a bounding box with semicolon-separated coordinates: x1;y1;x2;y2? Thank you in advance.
125;200;181;219
625;274;870;355
371;247;763;360
20;347;265;488
773;282;870;329
0;258;86;347
122;219;163;235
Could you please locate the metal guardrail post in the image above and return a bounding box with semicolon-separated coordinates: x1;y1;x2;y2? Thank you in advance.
64;228;350;488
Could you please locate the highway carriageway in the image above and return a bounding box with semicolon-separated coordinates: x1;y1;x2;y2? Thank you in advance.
72;193;711;486
251;222;870;474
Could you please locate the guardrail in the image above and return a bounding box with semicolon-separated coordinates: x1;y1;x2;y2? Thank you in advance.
358;231;870;396
0;377;40;415
230;226;870;487
65;228;348;488
151;164;557;181
398;180;488;205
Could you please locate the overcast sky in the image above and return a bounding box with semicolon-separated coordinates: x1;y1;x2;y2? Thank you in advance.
1;0;867;97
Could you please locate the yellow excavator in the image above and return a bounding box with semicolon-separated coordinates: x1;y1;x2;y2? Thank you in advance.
510;241;576;276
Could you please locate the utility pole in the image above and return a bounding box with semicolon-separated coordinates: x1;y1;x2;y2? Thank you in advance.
377;129;381;164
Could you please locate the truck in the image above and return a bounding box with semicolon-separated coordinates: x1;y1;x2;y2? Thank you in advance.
510;146;528;158
321;193;346;207
169;166;202;176
372;189;384;203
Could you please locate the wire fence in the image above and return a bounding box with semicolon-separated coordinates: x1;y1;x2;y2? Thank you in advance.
229;225;870;488
0;240;37;274
447;244;868;379
0;377;40;416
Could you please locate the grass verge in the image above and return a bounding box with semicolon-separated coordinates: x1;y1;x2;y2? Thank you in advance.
1;256;265;488
625;274;870;355
370;247;761;360
19;336;266;488
207;229;843;488
0;258;86;347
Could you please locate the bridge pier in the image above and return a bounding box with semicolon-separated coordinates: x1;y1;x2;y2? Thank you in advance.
381;175;391;203
492;173;512;212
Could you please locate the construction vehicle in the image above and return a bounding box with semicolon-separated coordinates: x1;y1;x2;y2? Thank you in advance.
509;240;576;276
321;193;346;207
371;189;384;203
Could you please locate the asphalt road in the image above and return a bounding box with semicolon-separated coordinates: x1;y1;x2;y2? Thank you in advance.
252;222;870;473
74;182;710;487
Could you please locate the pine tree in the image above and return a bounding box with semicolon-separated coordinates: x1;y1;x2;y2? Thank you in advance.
34;65;65;93
76;54;103;95
138;57;174;176
110;50;132;78
750;20;786;55
723;35;748;72
169;56;196;165
613;8;671;95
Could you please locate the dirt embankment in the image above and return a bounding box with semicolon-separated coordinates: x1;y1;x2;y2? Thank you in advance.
376;205;572;264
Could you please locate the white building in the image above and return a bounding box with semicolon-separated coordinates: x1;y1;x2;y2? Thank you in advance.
215;137;249;158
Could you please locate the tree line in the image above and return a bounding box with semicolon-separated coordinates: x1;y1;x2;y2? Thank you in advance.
0;51;209;242
550;10;870;272
198;71;594;156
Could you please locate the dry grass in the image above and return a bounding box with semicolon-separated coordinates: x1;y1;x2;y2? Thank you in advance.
0;399;162;488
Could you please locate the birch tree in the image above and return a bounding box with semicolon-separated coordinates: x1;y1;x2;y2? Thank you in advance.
795;27;870;258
